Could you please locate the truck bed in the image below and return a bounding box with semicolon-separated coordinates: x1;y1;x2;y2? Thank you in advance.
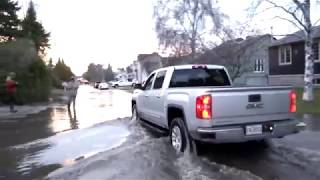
166;85;294;126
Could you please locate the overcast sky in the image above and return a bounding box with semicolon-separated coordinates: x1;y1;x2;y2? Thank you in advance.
17;0;320;75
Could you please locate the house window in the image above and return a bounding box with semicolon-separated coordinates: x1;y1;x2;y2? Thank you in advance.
313;41;320;62
313;78;320;85
279;46;292;65
254;59;264;72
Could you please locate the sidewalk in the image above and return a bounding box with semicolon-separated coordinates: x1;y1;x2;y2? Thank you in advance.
0;105;51;120
0;88;67;120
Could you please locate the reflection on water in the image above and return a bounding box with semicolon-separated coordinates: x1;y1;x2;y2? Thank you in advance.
68;106;79;130
49;107;75;133
15;124;129;172
74;86;132;129
0;86;133;180
298;114;320;131
48;86;132;133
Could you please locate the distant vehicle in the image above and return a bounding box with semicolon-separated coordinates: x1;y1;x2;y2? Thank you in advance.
132;65;299;153
79;79;89;84
94;82;101;89
110;79;135;88
98;82;109;90
130;79;138;87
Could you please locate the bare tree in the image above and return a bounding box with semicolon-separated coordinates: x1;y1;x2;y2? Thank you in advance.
198;35;270;80
157;29;191;57
252;0;317;102
154;0;224;57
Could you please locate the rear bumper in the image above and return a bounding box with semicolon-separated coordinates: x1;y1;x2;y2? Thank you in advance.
190;119;299;143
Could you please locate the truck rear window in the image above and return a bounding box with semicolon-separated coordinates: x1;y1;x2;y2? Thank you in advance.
169;68;231;88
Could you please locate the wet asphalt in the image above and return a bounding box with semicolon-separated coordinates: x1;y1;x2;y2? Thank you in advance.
0;85;320;180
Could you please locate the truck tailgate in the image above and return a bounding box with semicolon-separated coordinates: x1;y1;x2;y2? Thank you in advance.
207;86;294;126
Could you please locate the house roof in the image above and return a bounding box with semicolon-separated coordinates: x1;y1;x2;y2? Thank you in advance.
197;34;273;64
161;34;273;67
137;52;160;61
270;26;320;47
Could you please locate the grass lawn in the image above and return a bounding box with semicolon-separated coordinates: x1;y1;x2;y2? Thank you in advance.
296;88;320;114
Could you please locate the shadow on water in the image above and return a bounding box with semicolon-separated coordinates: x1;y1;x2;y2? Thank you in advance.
199;141;269;170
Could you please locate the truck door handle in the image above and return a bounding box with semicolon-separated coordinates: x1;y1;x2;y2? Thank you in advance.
156;96;160;98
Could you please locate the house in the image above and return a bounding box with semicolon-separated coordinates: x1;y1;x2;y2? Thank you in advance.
126;61;138;81
136;52;163;83
268;26;320;86
195;34;274;84
133;35;274;85
114;68;128;81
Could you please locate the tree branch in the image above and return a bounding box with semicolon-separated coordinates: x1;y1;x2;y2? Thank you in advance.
265;0;308;31
292;0;306;15
185;12;194;29
314;18;320;26
175;16;191;39
247;6;276;17
274;16;304;31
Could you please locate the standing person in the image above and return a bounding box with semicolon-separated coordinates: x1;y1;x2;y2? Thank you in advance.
5;72;18;113
66;77;80;110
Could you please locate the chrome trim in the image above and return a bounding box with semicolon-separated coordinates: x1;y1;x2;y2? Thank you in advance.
197;127;242;133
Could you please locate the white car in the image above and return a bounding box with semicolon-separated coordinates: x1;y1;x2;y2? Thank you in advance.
98;82;109;90
110;80;134;88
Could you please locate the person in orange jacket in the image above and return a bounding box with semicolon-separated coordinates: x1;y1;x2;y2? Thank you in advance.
5;72;18;113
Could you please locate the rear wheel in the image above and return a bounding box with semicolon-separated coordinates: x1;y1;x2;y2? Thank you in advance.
170;117;200;154
170;118;188;152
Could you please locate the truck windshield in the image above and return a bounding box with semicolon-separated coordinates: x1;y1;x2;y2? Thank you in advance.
169;68;231;88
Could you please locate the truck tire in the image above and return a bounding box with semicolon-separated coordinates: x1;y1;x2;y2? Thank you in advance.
170;117;189;153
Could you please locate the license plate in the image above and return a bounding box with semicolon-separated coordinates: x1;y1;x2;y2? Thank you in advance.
246;125;262;135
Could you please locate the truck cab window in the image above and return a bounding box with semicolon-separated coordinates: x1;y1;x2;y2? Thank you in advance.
144;73;155;90
169;68;231;88
153;70;167;89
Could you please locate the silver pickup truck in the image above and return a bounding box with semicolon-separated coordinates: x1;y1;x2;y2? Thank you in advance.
132;65;299;152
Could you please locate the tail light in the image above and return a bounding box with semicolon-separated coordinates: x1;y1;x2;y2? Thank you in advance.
196;95;212;119
289;91;297;113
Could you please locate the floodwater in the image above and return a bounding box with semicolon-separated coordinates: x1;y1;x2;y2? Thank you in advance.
0;86;132;180
49;113;320;180
1;85;320;180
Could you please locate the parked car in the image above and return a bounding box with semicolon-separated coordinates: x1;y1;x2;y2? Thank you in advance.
94;82;101;89
132;65;299;153
98;82;109;90
110;80;134;88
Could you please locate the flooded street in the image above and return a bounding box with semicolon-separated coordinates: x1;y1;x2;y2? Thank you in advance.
0;85;132;180
48;113;320;180
1;85;320;180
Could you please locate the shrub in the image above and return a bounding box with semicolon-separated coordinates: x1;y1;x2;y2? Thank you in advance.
0;39;52;104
